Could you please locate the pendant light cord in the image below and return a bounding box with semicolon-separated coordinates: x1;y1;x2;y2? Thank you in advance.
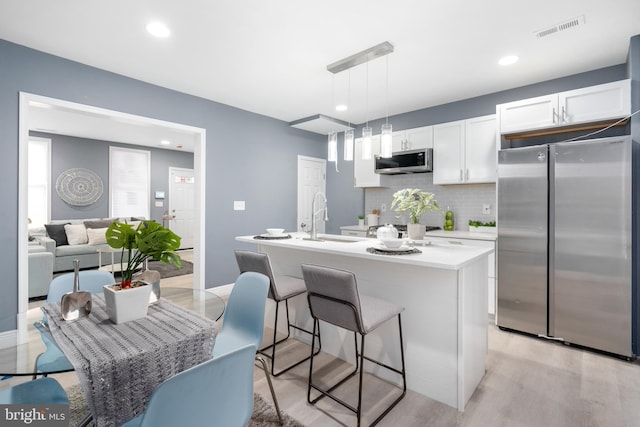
385;55;389;125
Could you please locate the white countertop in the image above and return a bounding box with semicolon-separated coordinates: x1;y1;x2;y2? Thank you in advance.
237;233;493;270
425;229;497;241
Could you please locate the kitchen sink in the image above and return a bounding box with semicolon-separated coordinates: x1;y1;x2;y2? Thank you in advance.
304;235;362;243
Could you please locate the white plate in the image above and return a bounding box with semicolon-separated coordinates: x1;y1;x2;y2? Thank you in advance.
259;233;289;238
373;245;414;252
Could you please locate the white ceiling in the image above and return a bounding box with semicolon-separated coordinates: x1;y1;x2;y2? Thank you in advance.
2;0;640;142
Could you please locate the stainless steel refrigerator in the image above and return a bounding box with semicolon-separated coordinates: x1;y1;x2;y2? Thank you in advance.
497;136;638;357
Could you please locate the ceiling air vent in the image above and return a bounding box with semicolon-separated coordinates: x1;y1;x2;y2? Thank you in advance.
534;15;585;39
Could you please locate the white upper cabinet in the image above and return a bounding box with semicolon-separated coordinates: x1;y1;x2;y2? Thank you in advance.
392;126;433;152
433;114;496;185
498;79;631;134
465;115;498;183
354;135;382;188
433;120;465;184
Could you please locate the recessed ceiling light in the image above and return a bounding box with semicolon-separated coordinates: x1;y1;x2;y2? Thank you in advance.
146;21;170;38
160;140;171;145
498;55;519;66
335;105;348;112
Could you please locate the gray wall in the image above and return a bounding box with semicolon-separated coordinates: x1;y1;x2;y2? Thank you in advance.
31;131;194;222
1;39;332;331
359;63;628;231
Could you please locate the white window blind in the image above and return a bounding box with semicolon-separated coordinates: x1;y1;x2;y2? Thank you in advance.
109;146;150;219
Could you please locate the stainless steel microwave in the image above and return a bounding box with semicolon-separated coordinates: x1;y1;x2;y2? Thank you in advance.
375;148;433;174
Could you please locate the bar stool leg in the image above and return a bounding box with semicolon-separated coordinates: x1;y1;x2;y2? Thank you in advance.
260;299;321;377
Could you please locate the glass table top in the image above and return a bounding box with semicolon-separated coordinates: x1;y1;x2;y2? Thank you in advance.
0;287;225;376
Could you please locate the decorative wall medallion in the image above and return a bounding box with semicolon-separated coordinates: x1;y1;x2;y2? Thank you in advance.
56;168;104;206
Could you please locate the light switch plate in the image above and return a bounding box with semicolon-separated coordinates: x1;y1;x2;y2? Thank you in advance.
482;204;490;215
234;201;245;211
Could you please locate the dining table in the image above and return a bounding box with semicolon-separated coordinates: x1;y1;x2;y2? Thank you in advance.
0;287;225;427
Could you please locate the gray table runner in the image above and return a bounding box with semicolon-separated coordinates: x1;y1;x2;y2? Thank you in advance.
42;295;217;427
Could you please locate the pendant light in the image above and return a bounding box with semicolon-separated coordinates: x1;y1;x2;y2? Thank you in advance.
325;42;394;162
380;56;393;158
362;61;373;160
344;70;354;161
328;75;338;163
344;129;354;161
327;131;338;162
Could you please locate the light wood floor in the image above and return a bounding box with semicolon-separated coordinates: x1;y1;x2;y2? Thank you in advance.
12;260;640;426
251;322;640;427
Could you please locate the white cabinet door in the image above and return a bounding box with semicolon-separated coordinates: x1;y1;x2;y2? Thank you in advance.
465;115;496;183
391;131;406;152
354;135;382;188
559;79;631;125
498;79;631;134
423;236;496;315
405;126;433;150
433;120;465;184
498;94;557;134
391;126;433;152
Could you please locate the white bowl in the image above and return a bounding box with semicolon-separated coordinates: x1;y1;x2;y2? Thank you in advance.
266;228;285;235
380;238;404;249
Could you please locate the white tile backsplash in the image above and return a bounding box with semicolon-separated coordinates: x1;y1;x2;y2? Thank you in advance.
364;174;496;230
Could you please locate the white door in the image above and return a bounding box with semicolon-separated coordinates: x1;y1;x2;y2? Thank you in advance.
297;156;326;233
169;167;195;249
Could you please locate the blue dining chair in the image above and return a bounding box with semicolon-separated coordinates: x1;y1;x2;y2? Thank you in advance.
212;271;283;424
0;377;68;404
33;269;115;378
121;344;257;427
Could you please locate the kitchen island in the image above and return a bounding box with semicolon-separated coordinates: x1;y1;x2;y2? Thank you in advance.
236;233;492;411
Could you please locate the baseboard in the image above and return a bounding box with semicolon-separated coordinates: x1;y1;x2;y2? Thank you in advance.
0;328;17;350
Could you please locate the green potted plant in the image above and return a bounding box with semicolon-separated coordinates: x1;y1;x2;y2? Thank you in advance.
391;188;440;239
468;220;496;233
357;215;365;228
102;220;182;323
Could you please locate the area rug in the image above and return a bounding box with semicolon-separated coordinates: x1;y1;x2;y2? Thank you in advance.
66;384;304;427
141;260;193;279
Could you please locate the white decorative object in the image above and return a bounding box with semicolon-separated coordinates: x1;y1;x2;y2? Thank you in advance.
367;214;379;226
56;168;103;206
407;223;426;240
103;283;152;324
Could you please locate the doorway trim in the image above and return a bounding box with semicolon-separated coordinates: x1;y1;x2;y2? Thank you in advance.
18;92;207;315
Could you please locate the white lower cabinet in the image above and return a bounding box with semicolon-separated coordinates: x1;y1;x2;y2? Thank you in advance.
424;236;497;315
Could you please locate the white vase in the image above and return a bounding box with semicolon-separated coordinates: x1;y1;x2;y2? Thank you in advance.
406;223;426;240
103;282;152;324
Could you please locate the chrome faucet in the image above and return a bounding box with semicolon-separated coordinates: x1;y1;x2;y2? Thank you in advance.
305;191;328;241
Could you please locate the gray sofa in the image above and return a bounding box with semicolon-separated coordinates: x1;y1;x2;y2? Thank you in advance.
28;243;54;298
36;218;121;273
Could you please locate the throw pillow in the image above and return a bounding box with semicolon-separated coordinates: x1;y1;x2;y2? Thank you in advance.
84;218;116;229
44;223;70;246
64;224;88;245
87;227;108;245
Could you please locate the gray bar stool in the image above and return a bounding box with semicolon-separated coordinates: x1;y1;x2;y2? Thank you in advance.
235;250;321;376
301;264;406;427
